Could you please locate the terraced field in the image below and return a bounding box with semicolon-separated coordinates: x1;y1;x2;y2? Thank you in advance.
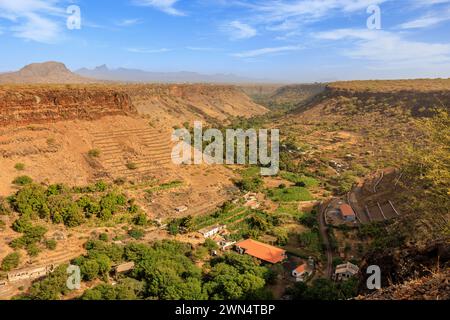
92;128;173;179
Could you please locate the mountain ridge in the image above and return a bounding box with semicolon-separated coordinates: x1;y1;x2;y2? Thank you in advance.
75;64;271;84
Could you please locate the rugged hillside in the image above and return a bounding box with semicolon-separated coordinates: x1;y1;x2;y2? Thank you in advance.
0;62;95;84
126;84;268;126
358;240;449;300
0;85;135;126
240;83;326;109
359;268;449;300
269;79;449;299
0;81;264;206
0;83;268;127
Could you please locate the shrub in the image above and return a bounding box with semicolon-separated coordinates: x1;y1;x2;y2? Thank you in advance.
94;181;108;192
47;195;85;227
126;162;138;170
45;239;57;250
26;243;41;257
12;176;33;186
99;233;109;242
80;259;100;281
88;149;101;158
1;252;20;271
133;213;148;226
128;228;145;240
167;219;180;235
47;138;56;146
77;196;100;218
14;163;25;171
12;217;33;233
9;184;48;219
299;211;318;228
204;238;219;251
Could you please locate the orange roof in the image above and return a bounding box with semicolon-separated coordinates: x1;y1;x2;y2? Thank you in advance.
236;239;286;264
294;264;307;273
340;204;355;217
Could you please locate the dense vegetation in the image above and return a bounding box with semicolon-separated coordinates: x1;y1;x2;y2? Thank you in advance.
16;240;273;300
7;182;140;228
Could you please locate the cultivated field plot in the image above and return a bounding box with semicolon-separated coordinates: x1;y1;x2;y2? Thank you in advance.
92;128;173;178
365;201;401;223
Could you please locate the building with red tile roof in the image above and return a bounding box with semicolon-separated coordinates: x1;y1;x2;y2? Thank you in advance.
340;204;356;222
235;239;287;264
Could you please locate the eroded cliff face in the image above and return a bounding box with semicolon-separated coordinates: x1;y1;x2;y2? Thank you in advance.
0;84;268;127
127;84;268;126
0;85;135;126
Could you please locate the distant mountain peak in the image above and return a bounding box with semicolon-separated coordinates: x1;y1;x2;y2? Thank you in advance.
0;61;96;84
75;65;270;84
19;61;71;77
95;64;109;72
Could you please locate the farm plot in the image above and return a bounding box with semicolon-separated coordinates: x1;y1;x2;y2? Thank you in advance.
91;128;173;178
365;201;400;222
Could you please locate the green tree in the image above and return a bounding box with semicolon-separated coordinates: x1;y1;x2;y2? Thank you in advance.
1;252;20;271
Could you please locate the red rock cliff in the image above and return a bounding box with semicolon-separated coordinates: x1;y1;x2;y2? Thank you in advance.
0;85;136;126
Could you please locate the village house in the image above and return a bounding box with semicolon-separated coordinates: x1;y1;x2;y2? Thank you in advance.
339;204;356;222
235;239;287;264
334;262;359;281
7;264;56;283
292;264;309;282
218;240;236;251
114;262;135;275
199;225;226;239
292;257;315;282
243;192;260;210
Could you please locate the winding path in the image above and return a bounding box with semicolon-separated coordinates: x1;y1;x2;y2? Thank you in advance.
318;200;334;279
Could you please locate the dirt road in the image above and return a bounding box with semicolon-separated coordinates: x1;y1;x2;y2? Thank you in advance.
318;200;334;279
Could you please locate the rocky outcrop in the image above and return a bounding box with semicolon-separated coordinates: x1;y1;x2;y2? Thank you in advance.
358;239;450;295
359;269;449;300
0;86;136;126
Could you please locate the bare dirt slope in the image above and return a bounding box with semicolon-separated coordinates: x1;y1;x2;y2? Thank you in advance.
0;81;261;215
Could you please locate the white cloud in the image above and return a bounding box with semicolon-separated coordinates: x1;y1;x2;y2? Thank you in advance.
116;18;143;27
0;0;64;43
223;20;257;40
186;46;221;52
232;45;302;58
245;0;389;23
399;7;450;29
315;28;450;68
133;0;185;16
127;47;171;53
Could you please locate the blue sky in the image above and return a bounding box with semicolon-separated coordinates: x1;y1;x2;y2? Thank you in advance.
1;0;450;82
